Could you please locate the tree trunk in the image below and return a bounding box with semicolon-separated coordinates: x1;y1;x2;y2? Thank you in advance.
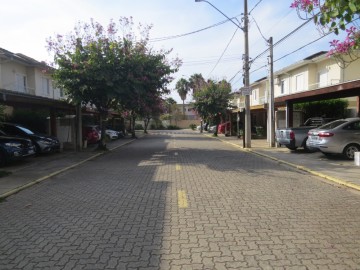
131;115;137;138
143;117;150;134
97;112;108;150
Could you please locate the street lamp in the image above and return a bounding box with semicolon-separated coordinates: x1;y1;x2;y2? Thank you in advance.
195;0;251;148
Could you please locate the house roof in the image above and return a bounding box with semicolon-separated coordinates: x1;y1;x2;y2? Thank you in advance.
303;51;327;60
0;47;48;68
274;51;329;77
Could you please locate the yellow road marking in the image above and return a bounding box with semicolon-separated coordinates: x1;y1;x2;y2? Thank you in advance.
176;164;181;171
178;190;188;208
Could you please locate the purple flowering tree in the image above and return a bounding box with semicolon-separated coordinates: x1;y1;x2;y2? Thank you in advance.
47;17;181;148
291;0;359;58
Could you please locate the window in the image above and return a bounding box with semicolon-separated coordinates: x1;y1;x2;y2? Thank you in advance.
344;121;360;130
318;69;328;87
42;78;50;95
15;74;27;92
295;74;304;92
280;79;288;94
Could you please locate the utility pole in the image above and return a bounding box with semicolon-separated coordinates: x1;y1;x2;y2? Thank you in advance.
243;0;251;148
268;37;275;147
195;0;251;147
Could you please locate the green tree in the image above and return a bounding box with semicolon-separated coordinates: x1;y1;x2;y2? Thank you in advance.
47;18;180;146
120;48;179;138
192;79;232;136
175;78;190;115
291;0;360;55
189;73;206;95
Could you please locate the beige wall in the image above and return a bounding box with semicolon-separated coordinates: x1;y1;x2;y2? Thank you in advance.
0;62;27;91
0;60;63;100
343;57;360;82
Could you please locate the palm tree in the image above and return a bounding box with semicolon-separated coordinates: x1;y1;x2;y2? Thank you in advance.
189;73;206;95
175;78;190;115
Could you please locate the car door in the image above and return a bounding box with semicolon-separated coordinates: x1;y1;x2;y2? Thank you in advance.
340;120;360;145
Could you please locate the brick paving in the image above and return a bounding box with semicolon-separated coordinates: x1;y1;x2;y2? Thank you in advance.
0;130;359;269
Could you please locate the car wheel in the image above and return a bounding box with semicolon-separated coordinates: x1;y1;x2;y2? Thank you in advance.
303;138;316;153
342;144;360;160
34;144;42;155
285;146;297;151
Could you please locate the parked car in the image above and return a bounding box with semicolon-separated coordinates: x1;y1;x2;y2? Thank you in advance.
0;132;36;166
105;129;118;140
83;125;101;144
275;117;337;151
0;122;60;154
306;117;360;159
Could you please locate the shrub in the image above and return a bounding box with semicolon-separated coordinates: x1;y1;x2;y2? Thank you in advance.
255;126;266;137
167;125;180;130
134;124;144;130
189;123;197;130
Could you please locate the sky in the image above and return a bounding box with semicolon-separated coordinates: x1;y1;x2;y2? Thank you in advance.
0;0;343;103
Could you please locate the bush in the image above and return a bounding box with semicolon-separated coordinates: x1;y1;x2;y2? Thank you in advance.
134;124;144;130
167;125;180;130
189;123;197;130
294;99;348;119
255;126;266;137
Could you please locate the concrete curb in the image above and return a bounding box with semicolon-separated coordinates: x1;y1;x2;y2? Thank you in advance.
208;134;360;192
0;139;138;200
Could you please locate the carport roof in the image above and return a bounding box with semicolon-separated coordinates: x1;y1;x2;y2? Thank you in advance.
0;88;75;111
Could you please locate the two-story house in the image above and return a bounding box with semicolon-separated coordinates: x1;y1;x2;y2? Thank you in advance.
232;51;360;139
0;47;74;140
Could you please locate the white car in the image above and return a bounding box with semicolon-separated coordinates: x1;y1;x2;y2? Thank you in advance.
105;129;118;140
307;117;360;159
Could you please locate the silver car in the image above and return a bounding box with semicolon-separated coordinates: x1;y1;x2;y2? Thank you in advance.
306;117;360;159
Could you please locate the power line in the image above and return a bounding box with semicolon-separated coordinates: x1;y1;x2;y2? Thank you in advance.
250;17;360;74
230;31;327;84
249;0;263;14
250;15;268;42
251;18;313;63
208;28;239;77
274;32;332;63
149;14;242;42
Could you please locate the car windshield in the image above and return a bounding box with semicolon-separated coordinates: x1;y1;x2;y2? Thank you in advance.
318;120;347;130
16;125;35;135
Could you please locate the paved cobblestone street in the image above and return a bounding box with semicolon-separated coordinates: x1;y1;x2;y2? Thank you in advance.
0;130;359;269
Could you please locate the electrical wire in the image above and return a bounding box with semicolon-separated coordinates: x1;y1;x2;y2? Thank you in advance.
207;28;239;77
251;17;360;74
274;32;332;63
149;14;242;42
250;16;268;42
249;0;263;14
251;18;313;63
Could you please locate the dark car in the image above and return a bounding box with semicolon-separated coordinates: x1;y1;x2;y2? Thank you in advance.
0;123;60;154
0;132;36;165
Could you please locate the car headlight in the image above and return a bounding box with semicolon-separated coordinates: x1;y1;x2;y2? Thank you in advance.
5;142;23;148
37;139;52;145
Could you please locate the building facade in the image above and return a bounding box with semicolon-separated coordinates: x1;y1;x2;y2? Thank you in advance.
231;51;360;140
